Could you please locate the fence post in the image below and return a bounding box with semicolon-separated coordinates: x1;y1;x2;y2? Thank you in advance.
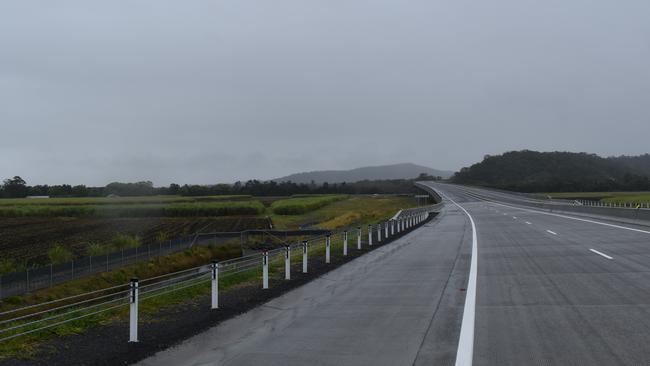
284;245;291;280
343;231;348;256
262;251;269;289
385;222;389;238
357;227;362;250
129;278;139;343
368;225;373;246
377;224;382;243
391;220;395;236
325;234;331;264
302;241;308;273
211;261;219;309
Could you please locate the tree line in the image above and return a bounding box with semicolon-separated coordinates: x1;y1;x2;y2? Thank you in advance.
0;173;442;198
452;150;650;192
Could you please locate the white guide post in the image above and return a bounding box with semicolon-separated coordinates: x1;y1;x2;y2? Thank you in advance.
211;261;219;309
368;225;373;246
385;222;389;238
284;245;291;280
343;231;348;256
302;241;308;273
325;234;331;264
357;227;362;250
262;251;269;289
376;224;381;242
129;278;139;343
391;220;395;236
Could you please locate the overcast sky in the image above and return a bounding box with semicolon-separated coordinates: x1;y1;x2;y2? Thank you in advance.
1;0;649;186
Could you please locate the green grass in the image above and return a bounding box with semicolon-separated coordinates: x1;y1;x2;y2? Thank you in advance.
271;195;417;230
270;195;348;215
0;201;265;218
0;243;244;359
547;191;650;204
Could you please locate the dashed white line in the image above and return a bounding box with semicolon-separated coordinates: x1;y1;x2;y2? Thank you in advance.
525;221;532;225
589;249;613;260
546;230;558;235
512;216;517;219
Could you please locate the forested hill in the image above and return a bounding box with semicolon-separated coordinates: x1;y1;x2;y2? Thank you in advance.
452;151;650;192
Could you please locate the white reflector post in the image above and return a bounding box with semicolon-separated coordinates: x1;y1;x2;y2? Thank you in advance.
302;241;308;273
284;245;291;280
262;251;269;289
377;224;382;242
368;225;373;246
391;220;395;236
357;227;362;250
385;222;389;238
211;261;219;309
343;231;348;256
325;234;331;264
129;277;139;343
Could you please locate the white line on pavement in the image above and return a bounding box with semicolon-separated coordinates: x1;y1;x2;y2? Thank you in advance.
437;191;477;366
513;216;517;219
546;230;558;235
480;198;650;236
525;221;532;225
589;249;613;260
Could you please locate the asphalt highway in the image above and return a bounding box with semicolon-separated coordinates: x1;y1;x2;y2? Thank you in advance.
136;183;650;366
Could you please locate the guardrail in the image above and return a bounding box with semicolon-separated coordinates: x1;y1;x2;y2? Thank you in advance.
0;204;440;344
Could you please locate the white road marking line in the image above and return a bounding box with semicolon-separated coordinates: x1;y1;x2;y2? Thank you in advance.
589;249;613;260
512;216;517;219
437;191;477;366
546;230;558;235
525;221;532;225
468;194;650;235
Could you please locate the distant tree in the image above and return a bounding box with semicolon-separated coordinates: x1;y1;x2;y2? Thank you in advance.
168;183;181;195
2;176;29;198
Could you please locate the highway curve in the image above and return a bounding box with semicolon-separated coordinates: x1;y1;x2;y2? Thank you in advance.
137;183;650;366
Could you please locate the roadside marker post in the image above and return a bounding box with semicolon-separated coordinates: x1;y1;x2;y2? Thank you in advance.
377;224;382;242
262;251;269;289
211;261;219;309
385;222;389;238
368;225;373;246
391;220;395;236
302;241;308;273
343;231;348;256
129;278;139;343
357;227;362;250
284;245;291;280
325;234;331;264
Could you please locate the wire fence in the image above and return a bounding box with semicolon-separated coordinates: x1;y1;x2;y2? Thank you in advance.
0;229;329;299
0;204;440;345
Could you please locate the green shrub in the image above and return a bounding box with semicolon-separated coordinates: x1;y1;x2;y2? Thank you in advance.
0;259;17;275
86;242;109;257
47;245;73;264
111;234;140;249
271;195;348;215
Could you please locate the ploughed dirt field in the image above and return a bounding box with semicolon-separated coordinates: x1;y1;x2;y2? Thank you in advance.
0;216;271;265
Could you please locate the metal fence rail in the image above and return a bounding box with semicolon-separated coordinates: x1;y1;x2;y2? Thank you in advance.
0;229;331;299
0;203;440;344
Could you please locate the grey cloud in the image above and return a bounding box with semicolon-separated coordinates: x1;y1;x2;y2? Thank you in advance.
1;0;649;185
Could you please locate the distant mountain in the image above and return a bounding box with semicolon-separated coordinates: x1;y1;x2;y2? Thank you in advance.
452;150;650;192
274;163;453;184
